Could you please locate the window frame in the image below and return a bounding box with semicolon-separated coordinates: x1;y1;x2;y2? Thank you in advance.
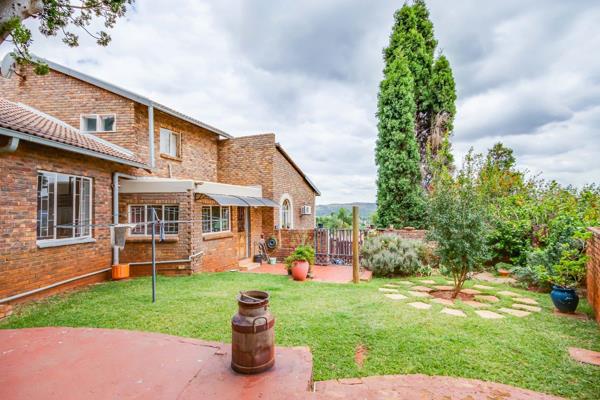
80;114;117;133
201;205;231;234
280;194;293;229
128;204;180;236
36;170;93;244
159;128;181;159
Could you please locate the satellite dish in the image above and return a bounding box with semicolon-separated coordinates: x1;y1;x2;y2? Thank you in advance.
0;54;15;79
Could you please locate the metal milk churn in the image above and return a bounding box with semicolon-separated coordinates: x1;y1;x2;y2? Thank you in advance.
231;290;275;374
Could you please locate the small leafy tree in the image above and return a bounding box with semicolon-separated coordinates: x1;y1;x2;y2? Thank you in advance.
427;151;489;297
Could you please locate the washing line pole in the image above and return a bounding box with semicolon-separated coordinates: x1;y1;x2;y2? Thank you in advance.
151;208;157;303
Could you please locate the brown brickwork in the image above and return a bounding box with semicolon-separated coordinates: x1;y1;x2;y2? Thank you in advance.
586;227;600;323
272;229;315;261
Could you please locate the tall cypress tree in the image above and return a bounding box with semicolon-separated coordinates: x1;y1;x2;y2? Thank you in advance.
375;50;425;228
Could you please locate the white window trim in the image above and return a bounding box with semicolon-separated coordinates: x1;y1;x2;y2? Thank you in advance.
128;204;180;236
279;193;293;229
159;128;181;158
201;205;231;235
80;114;117;133
36;170;93;246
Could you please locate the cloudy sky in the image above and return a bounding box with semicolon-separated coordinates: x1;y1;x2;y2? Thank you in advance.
3;0;599;203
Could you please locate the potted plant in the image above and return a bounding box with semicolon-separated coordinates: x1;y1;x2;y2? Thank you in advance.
285;245;315;281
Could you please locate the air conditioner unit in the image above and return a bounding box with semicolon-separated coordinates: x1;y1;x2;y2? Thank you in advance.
300;205;312;215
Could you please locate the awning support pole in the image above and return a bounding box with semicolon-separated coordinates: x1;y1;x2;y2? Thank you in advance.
151;209;157;303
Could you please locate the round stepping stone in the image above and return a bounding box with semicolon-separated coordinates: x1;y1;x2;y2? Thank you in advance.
379;288;399;293
513;297;538;305
498;307;530;317
420;280;436;284
407;291;432;298
408;302;431;310
460;288;481;295
384;293;408;300
432;285;454;291
411;286;433;292
462;300;490;309
475;310;505;319
441;308;466;317
512;303;541;312
472;284;494;290
474;295;500;303
497;290;520;297
431;298;454;306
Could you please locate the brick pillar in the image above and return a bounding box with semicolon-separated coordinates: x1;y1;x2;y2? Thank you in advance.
586;227;600;323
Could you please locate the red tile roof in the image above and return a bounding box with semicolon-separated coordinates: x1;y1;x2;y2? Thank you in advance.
0;97;144;166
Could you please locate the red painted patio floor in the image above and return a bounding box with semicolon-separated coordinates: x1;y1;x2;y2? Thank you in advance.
0;327;566;400
243;263;372;283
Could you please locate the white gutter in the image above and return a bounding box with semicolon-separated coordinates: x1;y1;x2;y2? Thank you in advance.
113;172;137;265
148;105;155;168
0;137;19;153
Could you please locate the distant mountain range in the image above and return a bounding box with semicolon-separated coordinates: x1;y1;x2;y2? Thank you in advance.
316;202;377;219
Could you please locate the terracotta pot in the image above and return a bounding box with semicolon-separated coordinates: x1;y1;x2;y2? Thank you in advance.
291;260;309;281
498;269;511;278
112;263;130;280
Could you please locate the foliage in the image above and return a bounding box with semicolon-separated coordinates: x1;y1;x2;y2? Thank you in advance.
316;208;352;229
416;264;432;277
284;245;315;270
427;151;490;297
360;235;424;277
0;0;133;74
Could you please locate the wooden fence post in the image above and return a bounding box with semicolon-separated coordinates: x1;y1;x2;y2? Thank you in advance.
352;206;359;284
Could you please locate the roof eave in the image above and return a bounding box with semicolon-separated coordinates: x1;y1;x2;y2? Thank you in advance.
275;143;321;196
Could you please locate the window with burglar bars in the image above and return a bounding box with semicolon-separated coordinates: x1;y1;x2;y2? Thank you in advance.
201;206;230;233
129;205;179;235
36;171;92;241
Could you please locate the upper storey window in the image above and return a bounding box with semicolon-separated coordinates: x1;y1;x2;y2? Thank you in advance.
159;128;180;158
81;114;116;133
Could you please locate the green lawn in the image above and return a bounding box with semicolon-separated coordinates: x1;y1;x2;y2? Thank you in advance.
2;273;599;399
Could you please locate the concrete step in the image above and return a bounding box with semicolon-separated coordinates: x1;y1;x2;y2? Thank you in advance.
238;258;261;271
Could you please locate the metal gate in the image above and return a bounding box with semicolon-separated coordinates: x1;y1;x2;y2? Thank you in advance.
314;228;366;265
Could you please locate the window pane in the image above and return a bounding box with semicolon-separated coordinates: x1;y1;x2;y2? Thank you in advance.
130;206;145;235
56;174;74;238
83;116;97;132
202;206;210;233
169;133;178;157
211;206;221;232
160;129;170;154
80;179;91;236
147;205;163;235
164;205;179;234
101;115;115;131
221;207;230;231
37;172;55;240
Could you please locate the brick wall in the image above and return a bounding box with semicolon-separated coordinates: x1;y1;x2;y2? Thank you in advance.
586;227;600;323
0;140;133;303
378;228;428;241
271;229;315;261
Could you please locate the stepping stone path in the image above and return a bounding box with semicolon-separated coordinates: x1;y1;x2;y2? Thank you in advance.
445;280;454;285
498;307;530;317
383;284;400;288
568;347;600;366
441;308;466;317
553;309;589;320
432;285;454;291
472;284;494;290
411;286;434;292
513;297;538;305
512;303;541;312
384;293;407;300
420;280;436;284
460;288;481;295
475;310;505;319
407;291;432;298
408;302;431;310
497;291;520;297
379;288;399;293
431;298;454;306
396;281;414;286
474;295;500;303
462;300;490;309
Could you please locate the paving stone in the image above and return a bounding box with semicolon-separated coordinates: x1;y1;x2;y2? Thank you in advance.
432;285;454;291
384;293;407;300
460;288;482;295
474;295;500;303
512;303;541;312
513;297;538;305
568;347;600;366
407;291;432;298
497;290;521;297
431;298;454;306
445;280;455;285
378;288;399;293
396;281;414;286
472;284;494;290
475;310;505;319
441;308;466;317
420;280;436;284
411;286;434;292
462;300;490;309
383;284;400;288
498;308;530;317
408;302;431;310
553;309;589;320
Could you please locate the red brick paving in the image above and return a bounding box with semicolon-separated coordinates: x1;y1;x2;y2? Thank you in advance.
244;263;372;283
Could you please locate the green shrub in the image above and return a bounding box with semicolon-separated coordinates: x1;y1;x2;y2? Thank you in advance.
416;264;432;277
360;235;424;277
285;245;315;269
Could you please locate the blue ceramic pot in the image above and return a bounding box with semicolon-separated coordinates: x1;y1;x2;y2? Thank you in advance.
550;286;579;313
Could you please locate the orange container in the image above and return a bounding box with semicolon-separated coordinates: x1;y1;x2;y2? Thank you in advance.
112;263;130;280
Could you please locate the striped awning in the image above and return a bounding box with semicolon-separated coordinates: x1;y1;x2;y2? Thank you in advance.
204;194;279;208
